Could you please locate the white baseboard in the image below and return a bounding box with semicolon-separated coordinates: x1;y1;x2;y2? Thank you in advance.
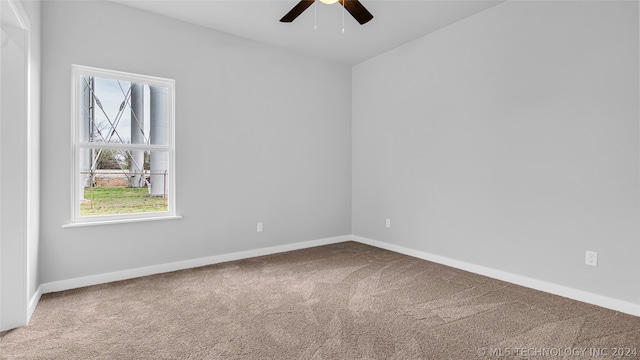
35;234;640;320
351;235;640;317
28;285;42;321
40;235;350;294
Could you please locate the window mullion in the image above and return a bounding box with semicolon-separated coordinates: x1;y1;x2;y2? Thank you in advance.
78;142;168;151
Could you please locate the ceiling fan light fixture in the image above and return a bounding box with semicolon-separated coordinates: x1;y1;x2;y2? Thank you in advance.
319;0;339;4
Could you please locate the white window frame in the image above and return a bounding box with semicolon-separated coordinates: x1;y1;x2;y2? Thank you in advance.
66;65;178;227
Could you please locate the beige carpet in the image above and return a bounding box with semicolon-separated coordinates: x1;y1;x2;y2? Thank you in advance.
1;241;639;359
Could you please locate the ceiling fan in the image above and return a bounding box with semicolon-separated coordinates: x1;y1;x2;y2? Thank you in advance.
280;0;374;25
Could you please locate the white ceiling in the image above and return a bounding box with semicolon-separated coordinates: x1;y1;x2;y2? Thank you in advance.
111;0;504;65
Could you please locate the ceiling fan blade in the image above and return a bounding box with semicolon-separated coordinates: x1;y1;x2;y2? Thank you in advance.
339;0;373;25
280;0;315;23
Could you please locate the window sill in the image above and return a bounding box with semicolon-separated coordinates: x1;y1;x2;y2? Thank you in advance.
62;215;182;228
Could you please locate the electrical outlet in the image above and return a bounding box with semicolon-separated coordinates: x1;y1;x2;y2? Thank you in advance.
385;218;391;228
585;250;598;267
257;222;263;232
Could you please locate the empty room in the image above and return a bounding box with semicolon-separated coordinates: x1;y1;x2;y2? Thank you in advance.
1;0;639;358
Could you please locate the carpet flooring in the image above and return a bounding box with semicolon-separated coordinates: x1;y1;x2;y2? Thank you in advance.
1;241;639;359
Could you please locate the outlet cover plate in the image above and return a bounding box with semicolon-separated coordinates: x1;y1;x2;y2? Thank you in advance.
585;250;598;267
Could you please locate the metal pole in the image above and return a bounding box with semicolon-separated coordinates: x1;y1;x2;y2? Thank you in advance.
79;76;93;201
149;86;168;197
163;170;167;206
130;83;145;187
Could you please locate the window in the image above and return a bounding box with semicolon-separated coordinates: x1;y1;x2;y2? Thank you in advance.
69;65;176;225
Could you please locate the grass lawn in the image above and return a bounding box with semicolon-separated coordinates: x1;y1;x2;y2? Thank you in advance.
81;186;167;216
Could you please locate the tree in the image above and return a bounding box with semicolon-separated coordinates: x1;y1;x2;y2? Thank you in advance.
95;149;127;170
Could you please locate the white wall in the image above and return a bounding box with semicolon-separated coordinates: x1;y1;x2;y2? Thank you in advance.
0;0;40;331
40;1;351;284
353;1;639;305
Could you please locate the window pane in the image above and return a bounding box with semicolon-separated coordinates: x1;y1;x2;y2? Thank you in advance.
79;148;169;216
78;76;168;146
81;187;168;217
